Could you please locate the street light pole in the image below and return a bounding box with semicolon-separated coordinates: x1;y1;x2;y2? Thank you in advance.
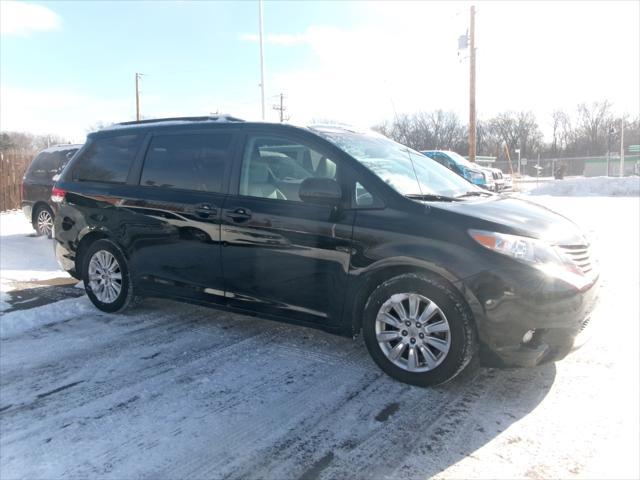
619;118;625;177
607;125;614;177
515;148;521;176
135;73;144;121
258;0;266;120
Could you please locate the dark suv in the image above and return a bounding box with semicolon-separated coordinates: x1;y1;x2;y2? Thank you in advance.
52;117;599;386
22;144;82;236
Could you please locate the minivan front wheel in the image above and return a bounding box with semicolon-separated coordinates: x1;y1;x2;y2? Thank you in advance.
83;239;135;313
363;273;476;387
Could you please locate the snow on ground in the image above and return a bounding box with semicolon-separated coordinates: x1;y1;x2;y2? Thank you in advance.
1;192;639;479
0;291;10;312
0;296;94;339
527;175;640;197
0;210;71;301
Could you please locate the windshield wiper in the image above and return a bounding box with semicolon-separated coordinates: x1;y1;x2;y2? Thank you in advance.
406;193;461;202
455;190;495;198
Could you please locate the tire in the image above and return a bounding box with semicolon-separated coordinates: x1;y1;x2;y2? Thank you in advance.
33;205;54;238
82;239;136;313
362;273;476;387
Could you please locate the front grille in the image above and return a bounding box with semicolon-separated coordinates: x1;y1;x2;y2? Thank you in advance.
557;244;594;274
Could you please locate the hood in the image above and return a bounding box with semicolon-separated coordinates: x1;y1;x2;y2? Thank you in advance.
429;195;587;245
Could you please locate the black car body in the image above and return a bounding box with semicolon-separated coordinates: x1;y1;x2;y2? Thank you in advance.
22;144;82;236
52;118;599;386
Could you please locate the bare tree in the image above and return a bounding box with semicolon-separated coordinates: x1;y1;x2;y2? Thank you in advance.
487;111;542;160
0;131;71;153
576;101;613;155
372;110;466;152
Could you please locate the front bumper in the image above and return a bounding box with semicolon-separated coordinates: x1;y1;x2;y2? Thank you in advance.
460;267;600;368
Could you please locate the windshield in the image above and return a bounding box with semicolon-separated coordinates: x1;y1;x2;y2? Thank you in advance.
316;129;478;198
443;150;477;169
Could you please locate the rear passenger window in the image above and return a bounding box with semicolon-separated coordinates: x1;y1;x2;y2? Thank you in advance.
140;133;232;193
73;135;142;183
29;152;61;179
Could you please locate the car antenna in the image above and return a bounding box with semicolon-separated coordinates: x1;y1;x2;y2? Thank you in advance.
386;82;424;197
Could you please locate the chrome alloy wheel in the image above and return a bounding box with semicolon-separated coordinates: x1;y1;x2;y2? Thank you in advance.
36;209;53;236
375;293;451;372
87;250;123;303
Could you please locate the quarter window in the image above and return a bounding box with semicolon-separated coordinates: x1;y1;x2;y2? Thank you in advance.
355;182;375;207
29;152;67;179
239;136;337;202
140;133;233;193
73;135;142;183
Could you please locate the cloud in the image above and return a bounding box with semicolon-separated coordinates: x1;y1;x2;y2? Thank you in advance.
257;2;639;136
264;21;466;127
239;32;308;46
0;86;131;142
1;1;61;36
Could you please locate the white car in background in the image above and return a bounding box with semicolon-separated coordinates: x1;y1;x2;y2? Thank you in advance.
485;167;506;192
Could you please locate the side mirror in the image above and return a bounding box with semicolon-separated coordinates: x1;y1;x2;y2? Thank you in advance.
299;177;342;206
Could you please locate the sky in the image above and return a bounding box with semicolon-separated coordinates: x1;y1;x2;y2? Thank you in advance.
1;0;639;142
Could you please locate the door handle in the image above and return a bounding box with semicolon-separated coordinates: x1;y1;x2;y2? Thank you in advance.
194;203;216;218
225;207;252;221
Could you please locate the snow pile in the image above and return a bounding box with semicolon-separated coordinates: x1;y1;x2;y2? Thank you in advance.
528;176;640;197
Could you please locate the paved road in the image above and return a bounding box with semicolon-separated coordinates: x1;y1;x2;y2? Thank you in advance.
1;197;638;479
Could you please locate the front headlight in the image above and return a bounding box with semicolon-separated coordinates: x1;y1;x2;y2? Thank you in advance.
469;229;593;289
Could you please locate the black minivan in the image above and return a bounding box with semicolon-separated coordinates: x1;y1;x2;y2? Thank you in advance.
22;144;82;236
52;117;599;386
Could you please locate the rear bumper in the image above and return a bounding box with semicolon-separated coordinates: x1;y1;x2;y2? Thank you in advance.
22;203;33;223
459;267;600;368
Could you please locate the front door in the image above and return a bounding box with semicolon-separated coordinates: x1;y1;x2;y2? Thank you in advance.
221;132;355;326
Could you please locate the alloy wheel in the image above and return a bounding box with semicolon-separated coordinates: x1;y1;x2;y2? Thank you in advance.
88;250;123;303
36;209;53;236
375;293;451;372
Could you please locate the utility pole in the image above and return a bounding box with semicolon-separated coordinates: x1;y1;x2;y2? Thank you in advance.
135;72;142;121
619;117;625;177
258;0;266;120
468;5;477;163
273;93;287;122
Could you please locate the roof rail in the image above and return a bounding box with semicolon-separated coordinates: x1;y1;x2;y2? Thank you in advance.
115;115;245;126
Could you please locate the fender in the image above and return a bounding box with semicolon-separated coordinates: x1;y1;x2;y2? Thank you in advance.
343;254;471;337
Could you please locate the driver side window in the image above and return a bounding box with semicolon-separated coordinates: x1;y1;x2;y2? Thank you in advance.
239;135;337;202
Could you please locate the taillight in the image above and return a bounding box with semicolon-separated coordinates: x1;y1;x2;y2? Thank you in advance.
51;186;66;203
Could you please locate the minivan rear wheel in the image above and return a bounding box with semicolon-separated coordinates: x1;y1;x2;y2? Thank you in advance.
82;239;135;313
362;273;476;387
33;205;54;238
